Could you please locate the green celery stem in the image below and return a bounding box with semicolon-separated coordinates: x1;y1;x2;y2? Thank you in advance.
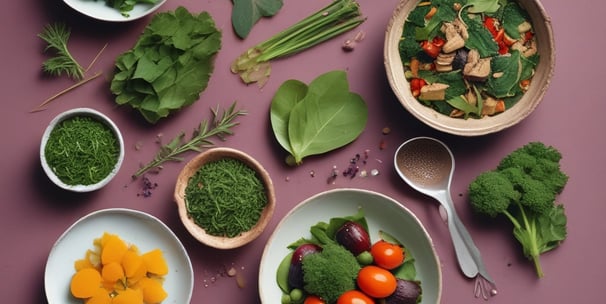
254;0;364;62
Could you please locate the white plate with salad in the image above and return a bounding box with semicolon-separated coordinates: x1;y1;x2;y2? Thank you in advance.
44;208;193;304
259;188;442;303
63;0;166;22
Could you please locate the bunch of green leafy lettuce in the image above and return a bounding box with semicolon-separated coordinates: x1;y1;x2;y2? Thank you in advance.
111;7;221;123
270;70;368;165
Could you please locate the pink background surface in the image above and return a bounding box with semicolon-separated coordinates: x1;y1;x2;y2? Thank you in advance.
2;0;603;303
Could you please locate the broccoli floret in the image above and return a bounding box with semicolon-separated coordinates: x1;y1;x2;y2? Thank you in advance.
302;243;361;303
497;142;568;193
468;142;568;278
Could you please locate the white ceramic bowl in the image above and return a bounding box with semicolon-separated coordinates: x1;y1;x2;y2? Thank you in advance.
63;0;166;22
44;208;194;304
174;147;276;249
40;108;125;192
384;0;555;136
259;188;442;303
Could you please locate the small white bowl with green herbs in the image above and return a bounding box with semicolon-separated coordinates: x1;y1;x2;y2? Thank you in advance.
40;108;125;192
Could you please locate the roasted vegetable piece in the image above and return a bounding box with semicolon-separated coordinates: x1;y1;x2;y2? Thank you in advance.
70;268;102;298
334;221;371;256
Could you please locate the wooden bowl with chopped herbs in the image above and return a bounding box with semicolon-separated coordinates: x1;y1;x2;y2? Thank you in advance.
40;108;125;192
384;0;555;136
174;147;276;249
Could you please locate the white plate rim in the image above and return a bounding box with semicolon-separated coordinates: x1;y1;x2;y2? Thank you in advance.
44;208;194;303
258;188;442;303
62;0;167;22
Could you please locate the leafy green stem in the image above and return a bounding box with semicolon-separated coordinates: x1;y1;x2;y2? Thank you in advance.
132;102;247;178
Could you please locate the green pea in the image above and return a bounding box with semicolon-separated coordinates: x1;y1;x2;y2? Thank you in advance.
356;251;374;265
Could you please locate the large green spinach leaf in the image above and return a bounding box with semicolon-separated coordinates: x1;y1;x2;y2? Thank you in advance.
270;71;368;164
232;0;283;39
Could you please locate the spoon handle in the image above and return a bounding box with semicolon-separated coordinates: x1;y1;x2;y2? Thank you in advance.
451;211;495;283
444;204;479;278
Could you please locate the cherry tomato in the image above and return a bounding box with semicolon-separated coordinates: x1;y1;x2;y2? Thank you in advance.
304;295;326;304
370;240;405;270
356;265;397;298
336;290;373;304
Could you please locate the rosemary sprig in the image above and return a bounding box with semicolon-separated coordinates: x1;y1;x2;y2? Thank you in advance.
133;102;247;178
38;23;85;80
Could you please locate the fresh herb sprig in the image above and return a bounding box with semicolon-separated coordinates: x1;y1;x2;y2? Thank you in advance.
231;0;365;86
34;23;107;112
38;23;85;81
133;102;247;178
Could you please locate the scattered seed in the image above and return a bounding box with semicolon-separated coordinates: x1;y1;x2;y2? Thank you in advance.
354;30;366;42
342;39;356;52
134;141;143;151
227;267;237;277
379;139;387;150
382;127;391;135
370;169;379;176
236;272;246;288
327;166;339;184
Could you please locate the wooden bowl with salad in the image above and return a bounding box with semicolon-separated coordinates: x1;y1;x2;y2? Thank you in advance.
174;147;276;249
384;0;555;136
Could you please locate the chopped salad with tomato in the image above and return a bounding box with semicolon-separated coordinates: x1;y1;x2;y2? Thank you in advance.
276;210;422;304
399;0;539;119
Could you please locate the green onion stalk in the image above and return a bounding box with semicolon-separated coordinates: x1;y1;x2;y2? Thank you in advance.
230;0;365;86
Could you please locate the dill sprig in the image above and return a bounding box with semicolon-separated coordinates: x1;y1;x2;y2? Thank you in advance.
133;102;247;178
38;23;85;80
